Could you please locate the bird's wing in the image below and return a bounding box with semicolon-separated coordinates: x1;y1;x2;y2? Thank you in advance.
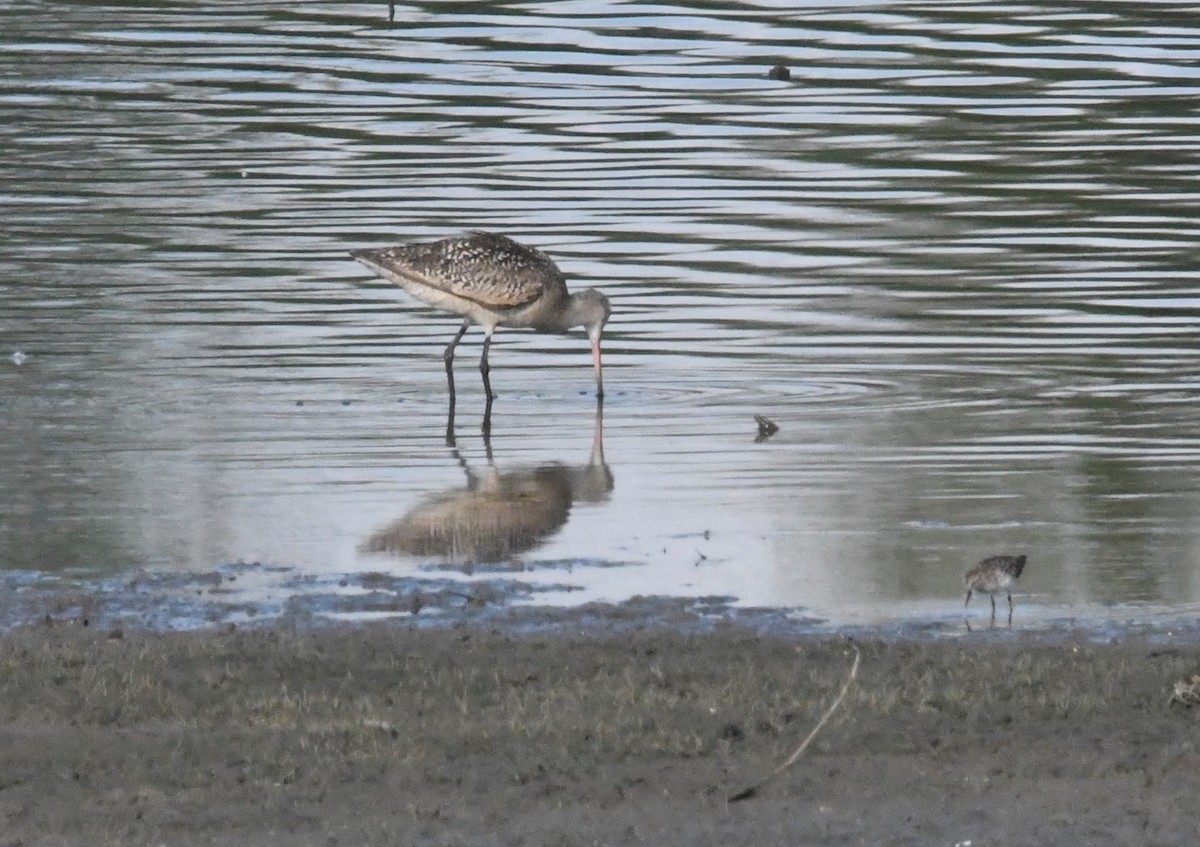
353;234;560;308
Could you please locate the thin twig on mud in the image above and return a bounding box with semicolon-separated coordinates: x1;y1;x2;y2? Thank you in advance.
727;641;861;803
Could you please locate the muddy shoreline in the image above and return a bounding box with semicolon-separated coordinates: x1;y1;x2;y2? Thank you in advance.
2;613;1199;846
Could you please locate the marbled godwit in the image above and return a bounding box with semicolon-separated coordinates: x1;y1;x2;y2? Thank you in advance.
964;554;1027;622
350;232;611;402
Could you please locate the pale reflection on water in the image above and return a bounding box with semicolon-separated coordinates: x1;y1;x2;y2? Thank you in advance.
360;406;612;566
2;1;1200;629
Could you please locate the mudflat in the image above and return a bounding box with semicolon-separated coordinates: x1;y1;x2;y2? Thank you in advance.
1;619;1198;846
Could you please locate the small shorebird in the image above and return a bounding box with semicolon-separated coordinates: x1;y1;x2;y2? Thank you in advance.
350;232;611;403
964;554;1027;623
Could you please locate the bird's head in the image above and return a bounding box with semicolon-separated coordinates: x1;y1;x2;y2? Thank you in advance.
566;288;611;341
566;288;612;398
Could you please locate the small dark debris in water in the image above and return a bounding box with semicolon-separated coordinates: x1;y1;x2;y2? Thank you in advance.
695;550;708;566
768;64;791;81
341;399;351;406
704;529;711;540
754;415;780;442
296;400;304;406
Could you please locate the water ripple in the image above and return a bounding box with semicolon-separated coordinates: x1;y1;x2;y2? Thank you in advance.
3;0;1200;622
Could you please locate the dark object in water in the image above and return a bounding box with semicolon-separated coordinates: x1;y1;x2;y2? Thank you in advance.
768;64;791;81
754;415;779;442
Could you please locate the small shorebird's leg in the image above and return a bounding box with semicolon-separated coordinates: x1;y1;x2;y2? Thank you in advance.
482;393;494;438
964;590;972;610
989;594;997;621
479;331;495;400
1007;591;1014;625
444;402;457;448
482;406;495;457
443;321;470;403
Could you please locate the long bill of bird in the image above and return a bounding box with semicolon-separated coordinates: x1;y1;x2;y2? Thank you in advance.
542;287;610;398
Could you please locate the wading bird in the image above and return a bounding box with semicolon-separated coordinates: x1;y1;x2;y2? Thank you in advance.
350;232;611;407
964;553;1027;624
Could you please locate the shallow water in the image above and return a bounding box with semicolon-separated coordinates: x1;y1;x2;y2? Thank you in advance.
3;1;1200;631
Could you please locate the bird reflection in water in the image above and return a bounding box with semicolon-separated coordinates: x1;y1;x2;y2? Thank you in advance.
359;403;612;568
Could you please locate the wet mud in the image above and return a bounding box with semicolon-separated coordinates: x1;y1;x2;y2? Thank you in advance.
1;615;1198;845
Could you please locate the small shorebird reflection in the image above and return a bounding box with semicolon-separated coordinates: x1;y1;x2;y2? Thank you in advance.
360;404;612;567
964;554;1027;629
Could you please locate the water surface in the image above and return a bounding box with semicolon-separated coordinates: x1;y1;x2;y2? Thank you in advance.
3;0;1200;631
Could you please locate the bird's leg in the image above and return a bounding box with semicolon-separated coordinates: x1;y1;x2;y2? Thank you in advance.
444;402;457;448
444;321;470;404
1007;591;1014;625
964;590;972;609
480;393;494;436
479;331;495;400
989;594;997;620
482;400;494;451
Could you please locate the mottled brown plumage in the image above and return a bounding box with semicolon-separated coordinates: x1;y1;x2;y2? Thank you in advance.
351;232;610;402
355;231;560;309
964;554;1027;621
